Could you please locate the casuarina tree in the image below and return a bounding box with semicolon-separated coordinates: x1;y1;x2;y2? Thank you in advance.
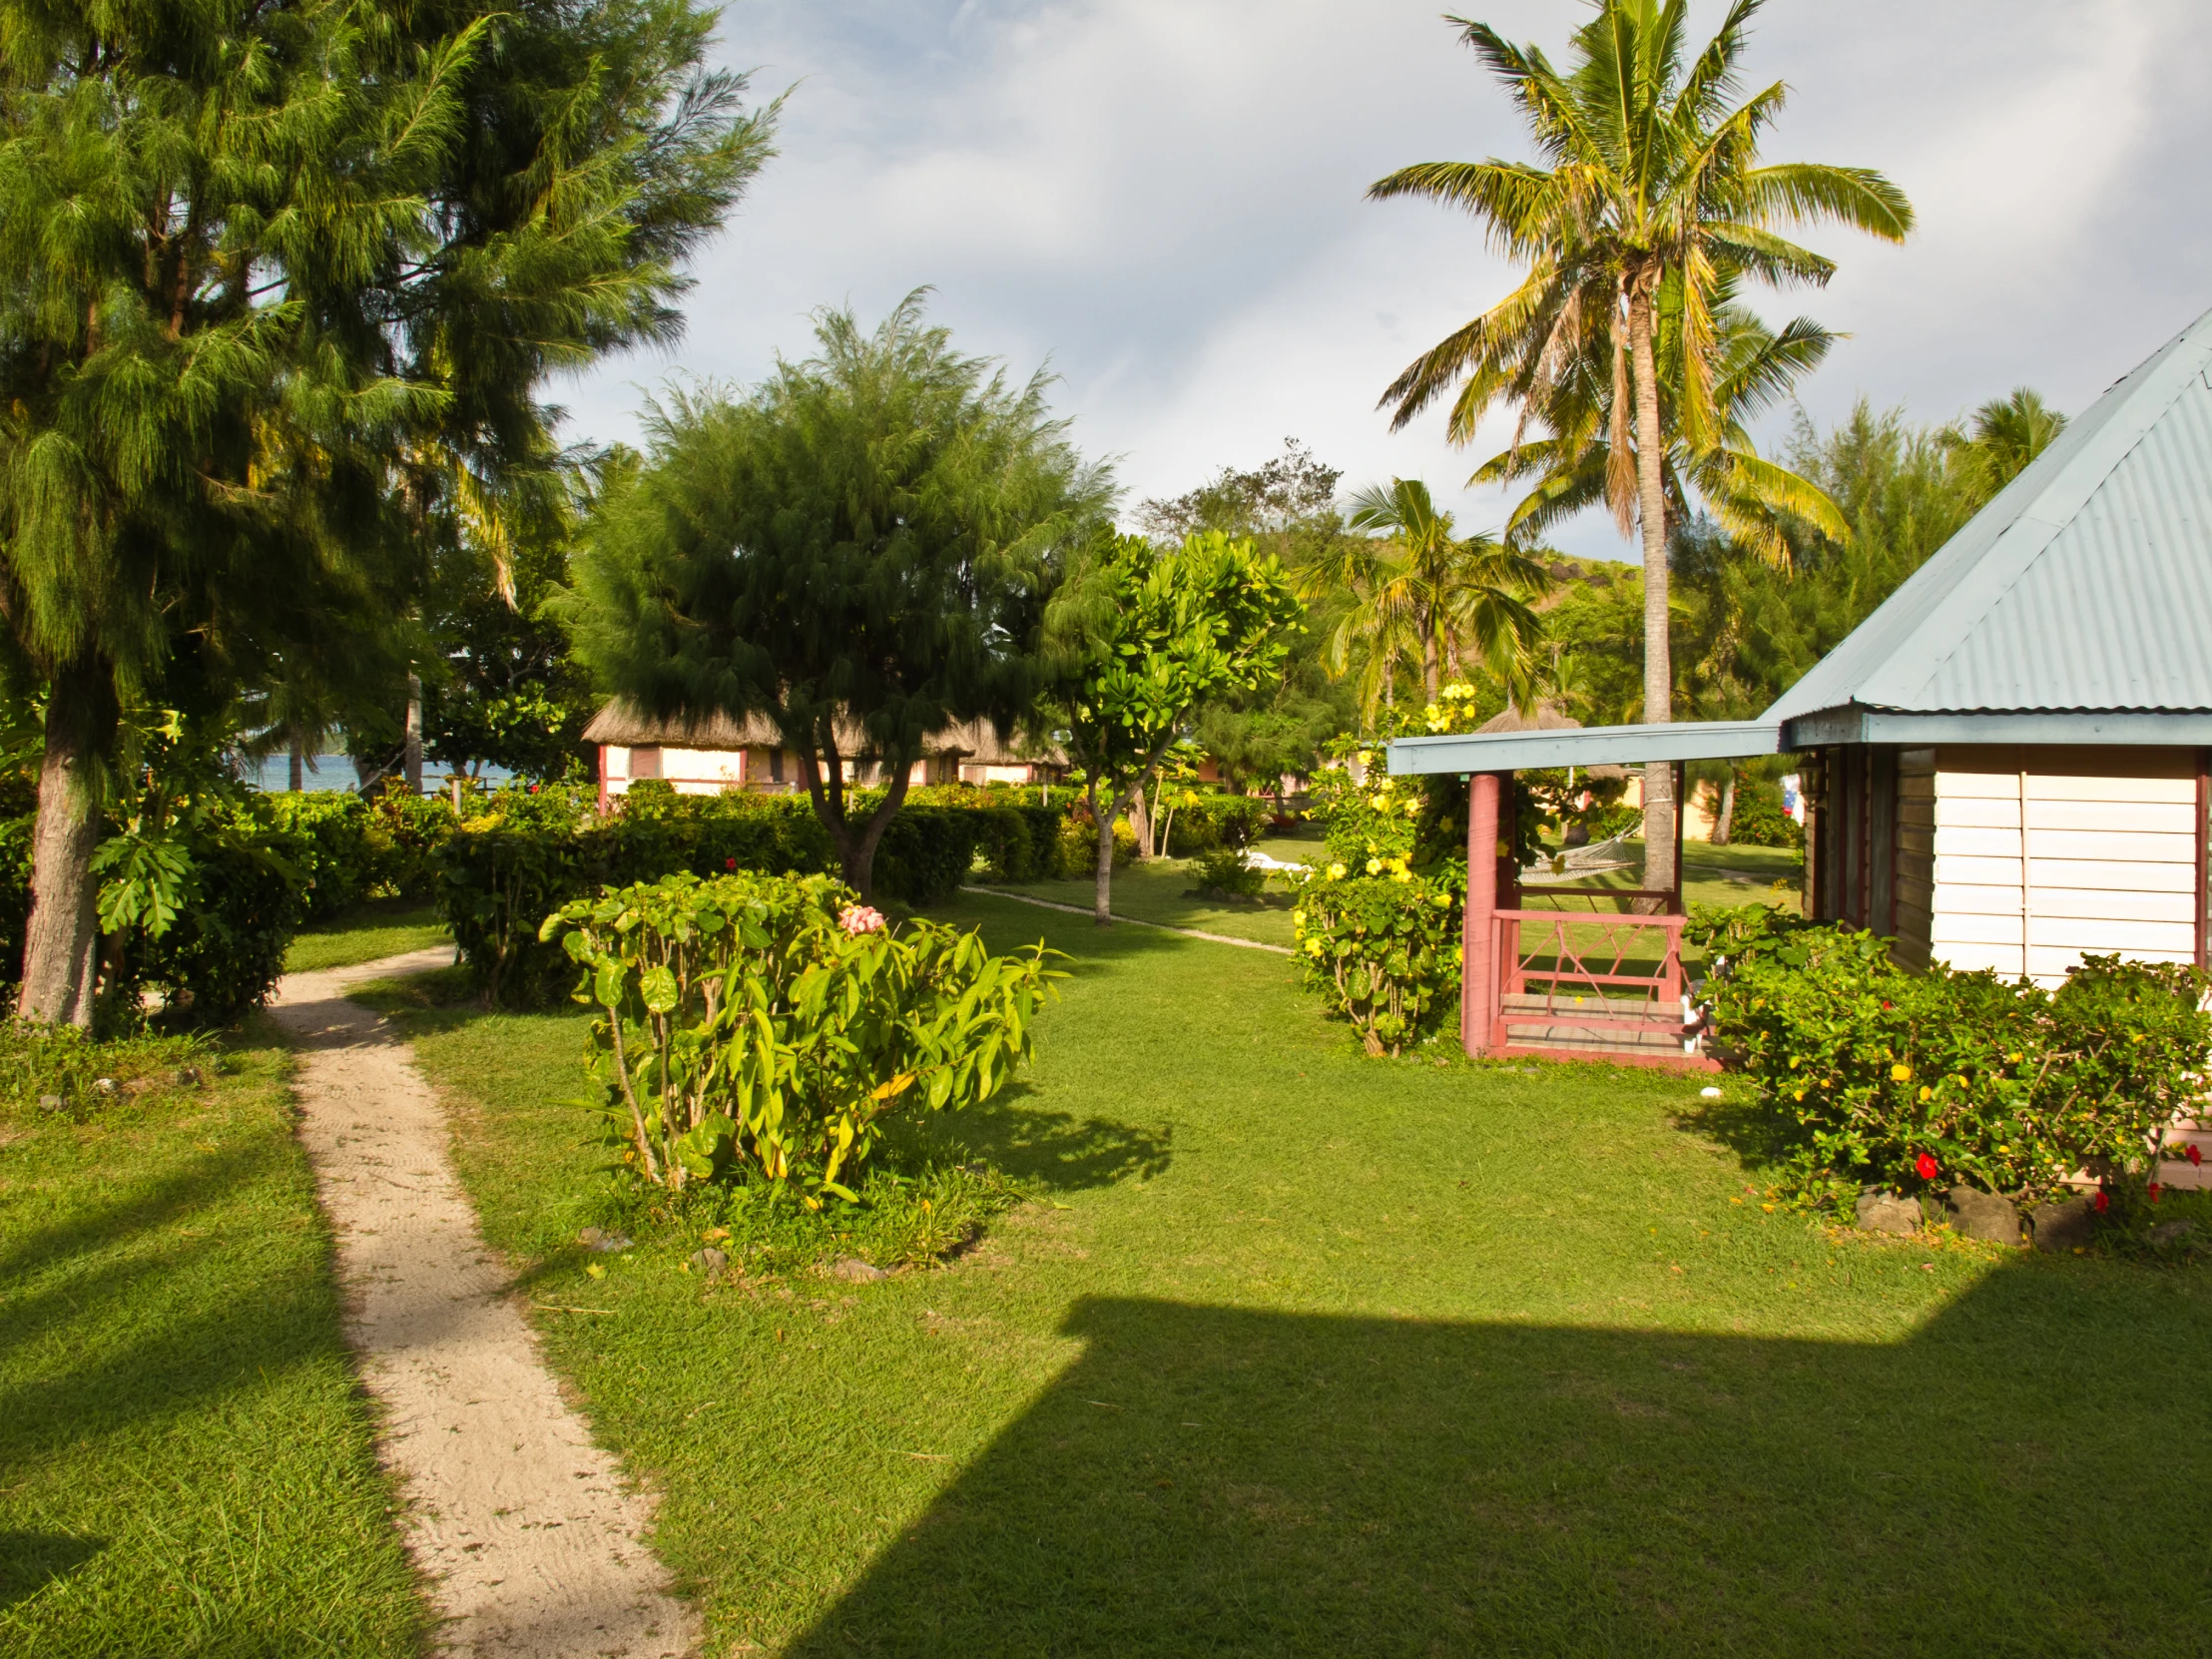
1369;0;1911;894
1053;531;1302;924
0;0;774;1024
566;295;1113;898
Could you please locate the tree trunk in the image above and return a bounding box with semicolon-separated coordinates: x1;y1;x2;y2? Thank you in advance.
796;737;909;901
838;769;910;899
1089;776;1113;924
1421;615;1439;704
1127;789;1152;861
1713;775;1737;846
1627;276;1676;900
288;731;305;793
403;672;423;797
20;652;120;1028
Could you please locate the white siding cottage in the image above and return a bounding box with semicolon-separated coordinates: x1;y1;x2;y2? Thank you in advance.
1382;301;2212;1193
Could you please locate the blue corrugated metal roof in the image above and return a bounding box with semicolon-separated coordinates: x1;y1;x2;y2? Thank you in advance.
1765;304;2212;725
1388;720;1781;775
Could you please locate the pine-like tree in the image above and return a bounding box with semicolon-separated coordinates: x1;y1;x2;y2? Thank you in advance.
0;0;775;1023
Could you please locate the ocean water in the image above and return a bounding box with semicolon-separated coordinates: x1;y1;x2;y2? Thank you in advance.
251;754;516;795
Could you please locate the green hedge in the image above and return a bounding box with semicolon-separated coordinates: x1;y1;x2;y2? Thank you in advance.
1162;792;1268;856
1725;779;1805;850
252;791;458;918
438;785;1041;1006
2;804;303;1026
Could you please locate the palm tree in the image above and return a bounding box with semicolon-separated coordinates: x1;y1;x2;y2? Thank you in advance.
1368;0;1912;891
1476;272;1851;564
1943;388;2067;496
1305;478;1551;718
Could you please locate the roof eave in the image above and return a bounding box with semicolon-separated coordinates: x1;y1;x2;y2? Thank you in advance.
1780;705;2212;748
1386;719;1784;775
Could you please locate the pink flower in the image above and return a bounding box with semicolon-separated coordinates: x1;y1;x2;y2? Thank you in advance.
839;904;886;936
1914;1152;1938;1181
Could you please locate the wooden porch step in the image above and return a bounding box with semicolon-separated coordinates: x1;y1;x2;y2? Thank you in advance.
1500;989;1673;1018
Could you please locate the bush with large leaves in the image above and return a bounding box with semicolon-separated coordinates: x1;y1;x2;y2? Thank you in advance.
544;871;1059;1199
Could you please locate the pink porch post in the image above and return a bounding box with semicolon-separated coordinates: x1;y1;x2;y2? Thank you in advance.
1462;772;1504;1057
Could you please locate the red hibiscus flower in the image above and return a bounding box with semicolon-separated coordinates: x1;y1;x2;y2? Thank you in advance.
2190;1144;2204;1167
725;857;738;870
1914;1152;1938;1181
2094;1189;2110;1213
2149;1182;2163;1203
1882;1000;1893;1011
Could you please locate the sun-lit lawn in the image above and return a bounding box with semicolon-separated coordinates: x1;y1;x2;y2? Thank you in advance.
975;854;1300;946
282;897;449;974
355;889;2212;1657
0;1032;426;1656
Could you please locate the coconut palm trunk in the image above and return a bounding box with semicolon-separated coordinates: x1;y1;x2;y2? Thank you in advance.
1628;276;1676;898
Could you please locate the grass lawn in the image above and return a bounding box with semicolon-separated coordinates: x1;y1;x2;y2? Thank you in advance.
282;898;449;974
978;857;1297;947
0;1033;426;1656
358;893;2212;1657
1529;835;1804;917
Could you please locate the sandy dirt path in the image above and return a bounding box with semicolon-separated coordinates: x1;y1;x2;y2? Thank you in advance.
272;951;697;1659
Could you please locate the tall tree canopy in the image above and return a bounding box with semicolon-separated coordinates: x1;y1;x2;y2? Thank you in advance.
1369;0;1910;893
0;0;774;1023
568;295;1113;897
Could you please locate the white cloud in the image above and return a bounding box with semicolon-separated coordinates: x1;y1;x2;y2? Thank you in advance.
557;0;2212;564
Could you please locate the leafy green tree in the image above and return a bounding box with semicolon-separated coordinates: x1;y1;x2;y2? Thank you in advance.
1369;0;1911;893
567;296;1112;898
1053;531;1301;923
1137;441;1358;788
0;0;773;1024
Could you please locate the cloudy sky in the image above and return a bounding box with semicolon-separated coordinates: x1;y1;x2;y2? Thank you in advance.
558;0;2212;564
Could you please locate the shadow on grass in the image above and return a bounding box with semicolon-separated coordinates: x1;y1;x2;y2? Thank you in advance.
0;1140;343;1462
1672;1091;1799;1178
792;1269;2212;1656
928;1088;1174;1192
0;1533;103;1608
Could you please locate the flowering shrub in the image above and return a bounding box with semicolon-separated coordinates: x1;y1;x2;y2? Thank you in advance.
1694;905;2212;1211
1292;857;1461;1056
1306;744;1426;869
543;871;1061;1201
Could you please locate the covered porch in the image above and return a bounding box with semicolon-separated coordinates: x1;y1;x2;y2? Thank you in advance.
1388;720;1787;1070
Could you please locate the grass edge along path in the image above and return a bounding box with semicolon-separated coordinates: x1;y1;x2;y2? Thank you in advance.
367;896;2212;1658
0;1030;429;1657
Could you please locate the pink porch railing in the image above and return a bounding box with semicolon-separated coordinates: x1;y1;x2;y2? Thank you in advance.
1461;772;1712;1069
1490;907;1697;1058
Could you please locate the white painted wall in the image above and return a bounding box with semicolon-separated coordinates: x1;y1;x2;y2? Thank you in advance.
1901;745;2199;986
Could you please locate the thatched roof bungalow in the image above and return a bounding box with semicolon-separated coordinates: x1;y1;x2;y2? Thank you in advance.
582;702;1066;806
